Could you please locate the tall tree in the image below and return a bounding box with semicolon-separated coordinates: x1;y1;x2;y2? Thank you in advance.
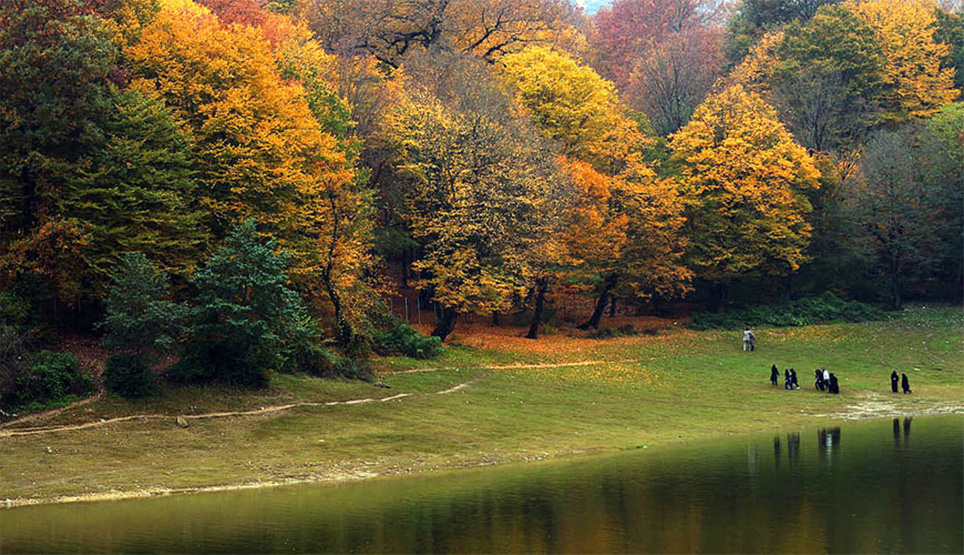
593;0;726;135
0;0;116;235
841;128;937;309
126;0;369;345
771;3;886;152
671;84;820;311
300;0;585;66
844;0;958;122
58;88;207;285
387;53;566;341
501;46;690;329
916;103;964;299
725;0;840;63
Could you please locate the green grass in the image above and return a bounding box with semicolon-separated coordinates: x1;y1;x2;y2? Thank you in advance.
1;305;961;504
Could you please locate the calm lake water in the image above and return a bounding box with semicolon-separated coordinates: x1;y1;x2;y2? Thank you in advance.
2;416;961;553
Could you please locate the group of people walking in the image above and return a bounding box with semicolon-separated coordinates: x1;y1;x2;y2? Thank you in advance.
769;365;839;394
768;365;913;395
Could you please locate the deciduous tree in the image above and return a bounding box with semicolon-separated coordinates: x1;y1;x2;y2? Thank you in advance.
501;46;690;329
387;53;565;341
671;84;820;311
844;0;958;122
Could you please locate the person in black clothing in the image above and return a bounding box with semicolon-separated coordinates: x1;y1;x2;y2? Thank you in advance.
901;373;911;394
771;364;780;386
784;369;792;390
790;368;799;390
815;369;825;391
828;372;839;394
890;369;899;393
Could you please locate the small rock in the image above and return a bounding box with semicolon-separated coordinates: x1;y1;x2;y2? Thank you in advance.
175;415;189;428
374;382;391;389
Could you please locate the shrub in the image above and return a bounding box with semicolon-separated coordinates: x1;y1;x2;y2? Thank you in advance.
2;351;93;412
296;343;373;381
688;292;888;330
371;313;442;359
103;354;155;398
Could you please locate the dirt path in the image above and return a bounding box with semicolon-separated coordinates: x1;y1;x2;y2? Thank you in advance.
0;359;652;438
0;391;416;438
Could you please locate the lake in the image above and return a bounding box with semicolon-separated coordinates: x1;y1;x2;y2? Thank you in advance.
2;415;961;553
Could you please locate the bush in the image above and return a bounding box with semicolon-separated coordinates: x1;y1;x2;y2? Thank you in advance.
371;314;442;359
2;351;93;412
103;354;155;398
295;343;373;381
688;292;888;330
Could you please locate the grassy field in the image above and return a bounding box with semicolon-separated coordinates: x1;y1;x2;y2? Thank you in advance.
1;305;961;506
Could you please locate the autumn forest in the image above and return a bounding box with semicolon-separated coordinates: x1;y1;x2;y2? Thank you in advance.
1;0;961;399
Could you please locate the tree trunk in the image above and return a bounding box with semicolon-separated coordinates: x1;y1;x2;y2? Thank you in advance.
526;278;549;339
401;247;409;288
712;283;729;314
432;305;459;342
491;311;500;326
890;255;902;310
578;274;617;330
323;275;353;347
608;295;617;317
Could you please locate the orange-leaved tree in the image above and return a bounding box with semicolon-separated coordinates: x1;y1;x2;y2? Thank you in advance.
126;0;367;345
670;84;820;311
501;46;690;330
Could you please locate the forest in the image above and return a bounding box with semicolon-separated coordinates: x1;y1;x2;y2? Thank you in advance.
1;0;961;406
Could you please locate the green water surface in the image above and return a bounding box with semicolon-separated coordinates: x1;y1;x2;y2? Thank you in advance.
2;416;961;553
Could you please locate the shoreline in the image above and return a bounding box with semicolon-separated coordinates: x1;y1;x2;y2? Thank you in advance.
5;404;961;510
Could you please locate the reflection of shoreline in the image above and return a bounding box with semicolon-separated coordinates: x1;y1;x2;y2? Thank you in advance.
3;412;959;509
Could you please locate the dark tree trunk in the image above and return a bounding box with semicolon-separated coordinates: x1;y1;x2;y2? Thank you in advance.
578;274;617;330
401;247;409;288
526;278;549;339
712;282;729;314
890;255;902;310
608;295;617;317
323;275;353;347
491;312;500;326
432;305;459;342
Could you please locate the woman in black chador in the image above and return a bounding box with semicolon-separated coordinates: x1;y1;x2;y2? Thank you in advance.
784;369;792;390
771;364;780;386
790;368;799;390
891;369;899;393
901;373;912;394
815;369;825;391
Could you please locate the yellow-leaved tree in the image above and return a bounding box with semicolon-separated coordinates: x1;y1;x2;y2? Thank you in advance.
501;46;690;331
844;0;957;122
386;53;570;341
671;84;820;311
